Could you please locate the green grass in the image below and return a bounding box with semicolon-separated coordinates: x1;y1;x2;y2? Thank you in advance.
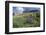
13;13;40;28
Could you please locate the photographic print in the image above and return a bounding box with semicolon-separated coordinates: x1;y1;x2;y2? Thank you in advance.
5;1;45;34
13;7;40;28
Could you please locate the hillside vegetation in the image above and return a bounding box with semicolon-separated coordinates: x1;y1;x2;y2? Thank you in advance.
13;13;40;28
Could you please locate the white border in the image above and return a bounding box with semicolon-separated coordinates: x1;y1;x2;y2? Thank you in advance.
9;3;43;32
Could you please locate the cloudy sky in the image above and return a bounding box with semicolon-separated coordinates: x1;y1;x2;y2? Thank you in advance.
13;7;40;14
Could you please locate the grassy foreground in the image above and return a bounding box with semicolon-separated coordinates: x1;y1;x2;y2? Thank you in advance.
13;13;40;28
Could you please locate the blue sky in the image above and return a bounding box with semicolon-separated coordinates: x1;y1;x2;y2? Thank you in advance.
13;7;40;14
